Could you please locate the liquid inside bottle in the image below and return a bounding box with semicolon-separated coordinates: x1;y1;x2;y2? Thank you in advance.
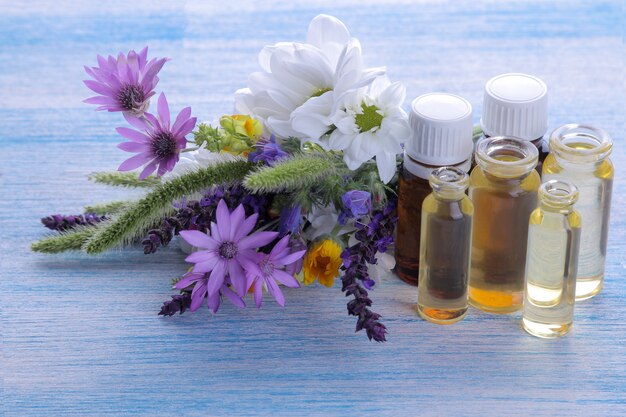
542;124;613;300
522;180;581;338
469;137;540;313
418;167;473;324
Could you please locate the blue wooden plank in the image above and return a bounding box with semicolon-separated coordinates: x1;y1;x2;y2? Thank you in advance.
1;1;625;416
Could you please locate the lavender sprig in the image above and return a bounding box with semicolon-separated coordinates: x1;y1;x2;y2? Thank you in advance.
41;213;107;232
158;293;192;316
340;199;397;342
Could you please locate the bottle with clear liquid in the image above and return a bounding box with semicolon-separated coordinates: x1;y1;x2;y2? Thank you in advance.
542;124;613;300
396;93;473;286
523;180;581;338
469;137;540;313
418;167;473;324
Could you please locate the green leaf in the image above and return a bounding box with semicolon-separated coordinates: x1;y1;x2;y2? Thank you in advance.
82;160;254;254
32;226;101;254
88;171;160;188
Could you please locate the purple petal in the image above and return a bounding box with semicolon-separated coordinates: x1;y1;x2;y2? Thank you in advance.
156;161;168;177
139;161;158;180
266;278;285;307
172;107;192;133
173;117;197;137
238;231;278;250
175;273;202;289
124;113;151;131
210;222;222;242
157;93;170;127
228;261;246;296
97;54;108;69
272;269;300;288
117;141;149;153
207;261;226;297
141;58;167;90
222;285;245;308
138;46;148;69
274;250;306;267
229;205;245;242
254;278;263;308
190;281;207;311
192;256;220;274
207;290;221;313
84;96;116;105
269;235;290;259
185;249;218;263
143;112;160;130
233;213;258;241
238;251;263;277
180;230;216;249
215;200;231;241
83;80;114;96
118;152;151;171
116;127;150;143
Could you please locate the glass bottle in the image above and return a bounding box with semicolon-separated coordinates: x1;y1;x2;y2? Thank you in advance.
523;180;581;338
469;136;540;313
542;124;614;300
417;167;473;324
476;73;549;173
396;93;473;286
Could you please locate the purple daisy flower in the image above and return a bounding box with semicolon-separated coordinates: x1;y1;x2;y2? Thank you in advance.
179;200;278;299
83;47;168;115
246;235;305;307
175;272;245;313
116;93;196;179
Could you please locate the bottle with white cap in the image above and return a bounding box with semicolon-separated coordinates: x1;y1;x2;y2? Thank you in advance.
479;73;549;173
395;93;474;286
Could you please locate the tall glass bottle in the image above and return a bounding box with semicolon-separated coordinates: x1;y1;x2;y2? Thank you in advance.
476;73;549;173
469;137;540;313
418;167;473;324
542;124;614;300
523;180;581;338
396;93;473;286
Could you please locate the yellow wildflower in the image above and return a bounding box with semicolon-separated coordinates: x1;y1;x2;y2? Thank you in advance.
221;114;263;140
303;239;343;287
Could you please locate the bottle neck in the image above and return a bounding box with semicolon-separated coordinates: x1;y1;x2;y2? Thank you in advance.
404;153;471;179
429;166;470;201
549;124;612;167
475;136;538;179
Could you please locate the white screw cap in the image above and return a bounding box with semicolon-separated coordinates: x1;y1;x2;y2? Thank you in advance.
481;73;548;141
406;92;474;166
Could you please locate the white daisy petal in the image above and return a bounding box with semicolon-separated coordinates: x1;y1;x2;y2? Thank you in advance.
375;151;398;184
306;14;351;66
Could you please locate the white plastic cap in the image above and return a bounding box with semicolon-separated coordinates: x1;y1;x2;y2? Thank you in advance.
406;93;474;166
481;73;548;141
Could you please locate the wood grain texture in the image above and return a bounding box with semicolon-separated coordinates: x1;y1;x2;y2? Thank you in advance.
1;1;624;416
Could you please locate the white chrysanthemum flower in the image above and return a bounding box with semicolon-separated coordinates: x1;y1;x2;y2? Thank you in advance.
234;14;384;145
328;76;411;183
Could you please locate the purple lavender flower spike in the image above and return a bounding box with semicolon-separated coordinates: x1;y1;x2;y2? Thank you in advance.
116;93;196;179
83;47;168;115
248;134;288;165
246;235;305;307
179;199;278;300
278;204;302;237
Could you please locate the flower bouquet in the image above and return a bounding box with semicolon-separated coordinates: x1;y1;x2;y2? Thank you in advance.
32;14;413;342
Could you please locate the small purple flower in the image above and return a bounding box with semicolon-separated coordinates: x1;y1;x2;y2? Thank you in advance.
116;93;196;179
246;235;305;307
248;135;287;165
278;204;302;236
83;46;168;115
178;200;278;302
342;190;372;218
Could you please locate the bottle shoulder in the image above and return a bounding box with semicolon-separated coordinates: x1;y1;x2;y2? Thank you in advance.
543;153;614;180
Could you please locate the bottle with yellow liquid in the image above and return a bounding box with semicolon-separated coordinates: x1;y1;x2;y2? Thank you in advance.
469;137;540;313
417;167;473;324
542;124;614;300
522;180;581;338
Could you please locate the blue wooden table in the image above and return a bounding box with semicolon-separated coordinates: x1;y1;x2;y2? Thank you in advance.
2;1;624;415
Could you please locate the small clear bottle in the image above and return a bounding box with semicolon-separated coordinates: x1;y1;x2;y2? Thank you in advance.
396;93;473;286
523;180;581;338
542;124;614;300
418;167;473;324
476;73;549;173
469;136;540;313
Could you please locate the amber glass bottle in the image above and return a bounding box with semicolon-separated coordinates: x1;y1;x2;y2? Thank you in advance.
476;73;549;173
418;167;473;324
468;136;540;313
396;93;473;286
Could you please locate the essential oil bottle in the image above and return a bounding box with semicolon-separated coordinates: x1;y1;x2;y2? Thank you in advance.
542;124;614;300
469;136;540;313
477;73;549;173
417;167;473;324
396;93;473;286
523;180;581;338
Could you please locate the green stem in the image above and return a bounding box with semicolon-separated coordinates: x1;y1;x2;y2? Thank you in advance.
88;171;161;188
